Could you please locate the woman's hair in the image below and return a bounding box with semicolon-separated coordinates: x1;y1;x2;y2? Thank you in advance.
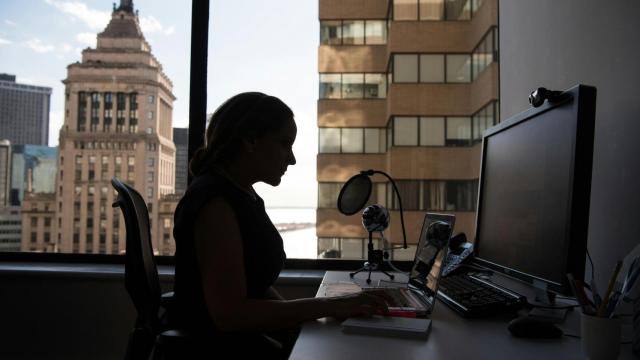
189;92;294;176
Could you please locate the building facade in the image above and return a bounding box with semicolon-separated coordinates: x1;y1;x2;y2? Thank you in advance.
0;140;10;208
0;206;21;252
9;145;57;206
317;0;499;259
173;128;188;195
0;74;51;146
19;0;177;255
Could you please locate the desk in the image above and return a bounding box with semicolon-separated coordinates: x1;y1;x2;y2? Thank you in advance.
289;271;635;360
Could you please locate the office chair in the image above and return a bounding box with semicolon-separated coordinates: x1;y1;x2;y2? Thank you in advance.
111;177;187;360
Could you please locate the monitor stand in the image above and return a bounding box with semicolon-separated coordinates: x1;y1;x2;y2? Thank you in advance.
527;280;568;322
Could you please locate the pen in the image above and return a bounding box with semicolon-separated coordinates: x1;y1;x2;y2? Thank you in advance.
567;273;594;315
597;260;623;317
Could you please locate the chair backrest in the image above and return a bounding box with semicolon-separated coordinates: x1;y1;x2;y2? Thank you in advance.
111;177;161;332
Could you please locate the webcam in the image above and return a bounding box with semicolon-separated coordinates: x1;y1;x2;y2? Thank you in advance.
528;87;564;107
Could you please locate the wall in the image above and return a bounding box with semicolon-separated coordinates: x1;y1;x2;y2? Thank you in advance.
0;267;320;360
499;0;640;288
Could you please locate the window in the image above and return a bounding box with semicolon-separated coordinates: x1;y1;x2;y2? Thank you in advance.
319;128;340;153
319;74;341;99
393;117;419;146
148;95;155;104
446;54;471;83
419;55;445;82
342;20;364;45
320;73;387;99
340;128;363;153
393;55;419;83
394;0;419;20
147;111;153;120
320;21;342;45
341;74;364;99
420;117;445;146
419;0;444;20
446;117;472;146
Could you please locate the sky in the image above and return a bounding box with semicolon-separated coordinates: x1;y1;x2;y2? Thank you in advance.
0;0;319;208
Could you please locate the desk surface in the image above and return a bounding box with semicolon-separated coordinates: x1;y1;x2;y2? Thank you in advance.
289;271;635;360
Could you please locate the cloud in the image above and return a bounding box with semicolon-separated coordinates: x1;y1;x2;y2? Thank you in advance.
4;19;18;27
0;37;11;45
25;38;55;53
75;32;95;47
44;0;110;30
140;16;175;35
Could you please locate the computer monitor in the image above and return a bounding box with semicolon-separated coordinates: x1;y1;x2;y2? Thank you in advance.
473;84;596;296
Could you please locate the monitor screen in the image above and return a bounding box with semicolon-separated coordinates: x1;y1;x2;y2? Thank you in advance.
474;85;596;295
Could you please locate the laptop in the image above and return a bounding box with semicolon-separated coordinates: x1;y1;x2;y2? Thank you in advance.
361;212;456;316
341;213;455;338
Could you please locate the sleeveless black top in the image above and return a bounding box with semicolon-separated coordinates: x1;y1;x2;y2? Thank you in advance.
169;171;286;333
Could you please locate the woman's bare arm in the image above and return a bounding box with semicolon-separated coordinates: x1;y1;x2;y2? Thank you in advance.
194;197;386;332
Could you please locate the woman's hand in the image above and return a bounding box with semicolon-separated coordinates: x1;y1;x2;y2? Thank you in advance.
331;292;389;320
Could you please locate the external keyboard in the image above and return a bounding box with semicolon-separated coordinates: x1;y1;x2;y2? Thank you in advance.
437;274;526;317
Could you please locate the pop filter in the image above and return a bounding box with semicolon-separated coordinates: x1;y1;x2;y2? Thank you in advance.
337;173;372;215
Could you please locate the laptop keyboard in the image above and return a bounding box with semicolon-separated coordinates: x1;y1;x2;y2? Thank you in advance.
437;274;525;317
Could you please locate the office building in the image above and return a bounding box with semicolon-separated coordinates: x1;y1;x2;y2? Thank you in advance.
18;0;177;255
9;145;57;206
0;140;10;208
173;128;188;195
0;206;21;252
0;73;52;146
317;0;499;259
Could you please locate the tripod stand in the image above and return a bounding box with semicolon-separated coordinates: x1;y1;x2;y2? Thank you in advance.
350;231;395;284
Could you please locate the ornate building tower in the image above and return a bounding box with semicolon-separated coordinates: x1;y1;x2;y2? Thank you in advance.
54;1;176;254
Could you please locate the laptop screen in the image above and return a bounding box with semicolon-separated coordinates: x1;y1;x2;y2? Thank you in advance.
408;213;455;307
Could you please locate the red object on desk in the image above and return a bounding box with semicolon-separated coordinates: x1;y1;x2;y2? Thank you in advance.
381;309;417;318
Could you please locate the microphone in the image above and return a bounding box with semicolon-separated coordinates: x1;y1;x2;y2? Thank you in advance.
337;169;407;249
362;204;390;233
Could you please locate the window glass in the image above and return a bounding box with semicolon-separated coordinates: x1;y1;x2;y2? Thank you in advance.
446;117;471;146
365;20;387;44
420;117;445;145
318;183;343;208
342;239;364;259
393;117;419;146
394;181;420;210
341;128;364;153
394;0;419;20
445;0;471;20
419;54;445;82
364;128;383;153
319;74;341;99
319;128;341;153
342;74;364;99
320;20;342;45
393;54;419;82
446;54;471;83
342;20;365;45
420;0;444;20
364;74;386;98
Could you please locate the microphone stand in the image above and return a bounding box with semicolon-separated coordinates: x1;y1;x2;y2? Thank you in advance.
350;231;395;284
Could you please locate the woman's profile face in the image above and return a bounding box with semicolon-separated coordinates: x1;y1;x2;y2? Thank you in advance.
251;116;297;186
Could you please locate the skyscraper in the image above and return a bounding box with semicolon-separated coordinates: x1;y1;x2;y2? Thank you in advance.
9;145;57;206
173;127;188;195
317;0;499;259
0;140;11;208
0;74;52;146
19;0;177;254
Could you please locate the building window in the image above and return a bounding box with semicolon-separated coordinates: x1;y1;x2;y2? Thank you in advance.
147;187;153;198
147;111;153;120
392;0;477;21
320;20;387;45
148;95;155;104
31;217;37;227
446;54;471;83
446;117;472;146
394;54;419;83
393;117;419;146
320;73;387;99
420;117;445;146
319;127;386;154
419;54;445;82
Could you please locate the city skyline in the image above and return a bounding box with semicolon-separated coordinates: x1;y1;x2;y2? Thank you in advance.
0;0;319;208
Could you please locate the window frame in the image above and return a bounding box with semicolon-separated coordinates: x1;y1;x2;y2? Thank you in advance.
0;0;414;271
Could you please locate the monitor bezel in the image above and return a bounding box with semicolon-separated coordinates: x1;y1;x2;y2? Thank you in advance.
472;84;596;295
